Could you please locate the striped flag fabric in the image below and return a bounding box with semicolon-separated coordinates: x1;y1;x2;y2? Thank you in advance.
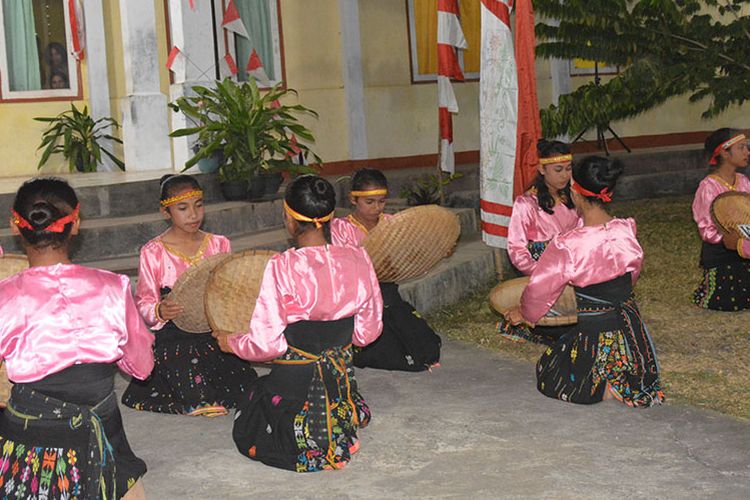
479;0;541;249
222;0;250;39
247;49;272;87
166;46;187;83
437;0;467;174
222;53;239;76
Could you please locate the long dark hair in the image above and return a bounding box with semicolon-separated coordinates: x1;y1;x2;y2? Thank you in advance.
534;140;573;214
285;174;336;242
12;177;79;249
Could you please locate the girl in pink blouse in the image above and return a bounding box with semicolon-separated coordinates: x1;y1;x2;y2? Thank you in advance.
0;178;154;499
121;174;256;417
216;175;383;472
506;157;664;407
692;128;750;310
499;140;580;344
330;168;442;371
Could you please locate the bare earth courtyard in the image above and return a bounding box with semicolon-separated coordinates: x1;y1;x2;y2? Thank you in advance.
120;339;750;499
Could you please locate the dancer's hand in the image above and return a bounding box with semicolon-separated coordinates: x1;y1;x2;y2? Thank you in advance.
212;330;235;353
504;306;533;327
157;300;183;321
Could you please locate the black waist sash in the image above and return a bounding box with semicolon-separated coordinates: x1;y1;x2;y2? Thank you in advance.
4;363;119;500
700;241;745;268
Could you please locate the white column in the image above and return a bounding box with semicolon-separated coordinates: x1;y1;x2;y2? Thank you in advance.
168;0;220;171
549;58;571;142
82;0;114;171
338;0;368;160
118;0;172;171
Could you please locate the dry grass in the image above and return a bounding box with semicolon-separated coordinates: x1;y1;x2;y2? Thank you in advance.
429;195;750;421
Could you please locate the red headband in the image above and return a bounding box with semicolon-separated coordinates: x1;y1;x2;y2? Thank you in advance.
12;204;81;233
709;133;746;166
571;180;612;203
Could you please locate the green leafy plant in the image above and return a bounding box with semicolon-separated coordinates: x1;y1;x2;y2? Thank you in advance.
35;104;124;172
400;172;463;206
534;0;750;137
169;77;321;183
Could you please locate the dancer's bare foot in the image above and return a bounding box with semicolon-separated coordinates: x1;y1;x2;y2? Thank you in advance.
602;383;615;401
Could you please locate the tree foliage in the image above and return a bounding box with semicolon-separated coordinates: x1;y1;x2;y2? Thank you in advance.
534;0;750;137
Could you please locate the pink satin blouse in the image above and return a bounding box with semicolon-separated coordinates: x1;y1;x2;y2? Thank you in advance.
692;174;750;256
507;191;580;275
520;218;644;324
0;264;154;383
330;214;395;247
135;232;232;329
228;245;384;362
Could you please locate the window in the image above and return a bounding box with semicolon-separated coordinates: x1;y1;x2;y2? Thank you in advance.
220;0;284;86
407;0;480;82
0;0;80;100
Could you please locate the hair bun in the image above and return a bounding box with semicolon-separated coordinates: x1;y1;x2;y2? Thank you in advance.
600;159;624;184
313;178;330;195
27;201;60;230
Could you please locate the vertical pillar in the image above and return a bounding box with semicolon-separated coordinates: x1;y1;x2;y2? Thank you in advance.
82;0;114;171
338;0;368;160
167;0;220;171
119;0;172;171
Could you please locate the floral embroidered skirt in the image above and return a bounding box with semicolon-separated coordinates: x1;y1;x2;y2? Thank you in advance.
693;262;750;311
0;364;146;498
232;318;370;472
122;323;257;414
536;274;665;407
353;282;441;371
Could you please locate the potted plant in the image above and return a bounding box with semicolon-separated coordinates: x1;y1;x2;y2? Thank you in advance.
170;77;320;201
35;104;124;172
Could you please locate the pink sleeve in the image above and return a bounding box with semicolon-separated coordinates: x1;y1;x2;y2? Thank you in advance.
0;246;3;256
116;275;155;380
353;250;384;347
219;235;232;253
135;246;164;329
520;239;573;324
692;182;722;244
507;197;537;275
228;258;288;362
330;218;356;247
740;239;750;259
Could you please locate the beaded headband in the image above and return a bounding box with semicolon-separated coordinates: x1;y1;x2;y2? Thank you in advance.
539;154;573;165
709;134;747;166
283;200;334;229
160;189;204;207
571;179;612;203
350;189;388;197
11;203;81;233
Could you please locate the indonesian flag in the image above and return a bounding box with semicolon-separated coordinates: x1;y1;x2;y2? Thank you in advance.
222;53;239;76
68;0;85;60
247;49;272;87
437;0;467;174
222;0;250;39
166;46;187;83
479;0;541;248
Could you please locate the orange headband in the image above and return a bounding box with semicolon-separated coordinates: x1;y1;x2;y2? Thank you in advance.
160;189;204;207
539;154;573;165
571;179;612;203
283;200;334;229
12;203;81;233
709;134;746;165
350;189;387;197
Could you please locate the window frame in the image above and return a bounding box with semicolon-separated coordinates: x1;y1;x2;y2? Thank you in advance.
0;0;82;102
406;0;479;84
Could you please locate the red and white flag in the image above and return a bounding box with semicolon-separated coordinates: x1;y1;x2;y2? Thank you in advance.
285;134;302;158
479;0;541;249
437;0;467;174
68;0;85;60
247;49;272;87
222;0;249;39
222;53;239;76
166;46;187;83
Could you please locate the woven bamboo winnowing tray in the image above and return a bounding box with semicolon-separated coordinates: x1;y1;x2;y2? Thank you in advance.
205;249;277;334
168;253;232;333
0;363;11;405
0;254;29;281
489;276;578;327
363;205;460;283
710;191;750;234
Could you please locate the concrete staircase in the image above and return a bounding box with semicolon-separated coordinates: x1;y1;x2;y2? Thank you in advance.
0;176;496;313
